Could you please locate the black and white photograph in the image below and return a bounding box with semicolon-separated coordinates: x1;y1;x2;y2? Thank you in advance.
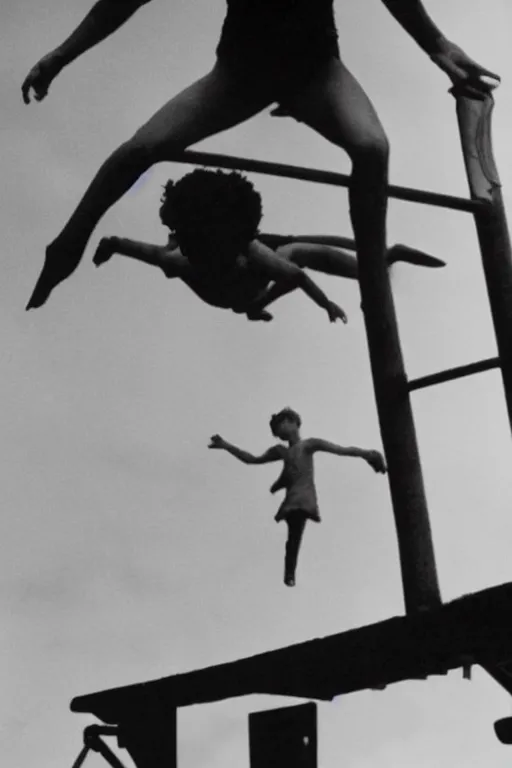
3;1;512;766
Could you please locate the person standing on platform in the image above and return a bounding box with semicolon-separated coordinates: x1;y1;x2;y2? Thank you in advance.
209;408;386;586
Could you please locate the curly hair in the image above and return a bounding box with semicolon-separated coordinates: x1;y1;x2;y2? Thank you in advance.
269;407;302;436
159;169;263;255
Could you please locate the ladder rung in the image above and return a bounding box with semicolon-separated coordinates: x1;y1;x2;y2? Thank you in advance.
408;357;500;391
177;150;482;213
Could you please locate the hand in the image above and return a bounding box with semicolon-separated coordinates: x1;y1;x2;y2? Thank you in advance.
430;40;500;99
365;450;387;474
22;52;64;104
246;308;274;322
208;434;226;450
326;301;348;325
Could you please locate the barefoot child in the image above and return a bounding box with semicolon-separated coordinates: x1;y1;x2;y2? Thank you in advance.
209;408;386;586
93;168;444;323
22;0;497;310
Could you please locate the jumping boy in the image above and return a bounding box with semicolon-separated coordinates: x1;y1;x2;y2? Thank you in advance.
209;407;386;586
22;0;497;310
92;168;445;323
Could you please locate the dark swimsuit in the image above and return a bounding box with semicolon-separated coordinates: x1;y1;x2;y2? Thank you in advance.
216;0;340;80
274;440;321;524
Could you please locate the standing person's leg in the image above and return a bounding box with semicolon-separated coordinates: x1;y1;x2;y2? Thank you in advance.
28;63;272;309
281;58;390;273
284;515;307;586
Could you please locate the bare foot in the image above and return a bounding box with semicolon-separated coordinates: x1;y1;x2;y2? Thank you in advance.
93;238;114;267
246;309;273;322
26;238;85;310
387;244;446;269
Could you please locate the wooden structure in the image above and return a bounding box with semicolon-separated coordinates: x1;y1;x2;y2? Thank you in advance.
70;582;512;766
249;702;317;768
69;89;512;766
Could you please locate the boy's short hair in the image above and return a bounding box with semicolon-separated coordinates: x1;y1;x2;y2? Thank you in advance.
270;407;302;436
159;169;262;253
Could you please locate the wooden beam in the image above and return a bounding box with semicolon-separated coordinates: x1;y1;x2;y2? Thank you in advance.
71;582;512;724
171;150;481;213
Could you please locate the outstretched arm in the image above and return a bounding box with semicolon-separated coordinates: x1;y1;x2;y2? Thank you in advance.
22;0;153;103
381;1;499;97
245;240;358;319
209;435;283;465
247;243;347;324
308;439;387;474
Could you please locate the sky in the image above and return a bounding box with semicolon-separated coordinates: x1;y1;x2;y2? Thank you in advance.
3;1;512;767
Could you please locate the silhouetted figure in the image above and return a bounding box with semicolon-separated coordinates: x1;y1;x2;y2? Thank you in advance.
209;408;386;586
22;0;497;309
92;169;444;322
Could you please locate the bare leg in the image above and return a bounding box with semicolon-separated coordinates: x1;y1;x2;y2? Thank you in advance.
284;516;307;586
247;240;445;316
259;233;357;252
282;58;391;281
282;243;359;278
27;62;272;309
386;244;446;268
284;243;445;277
278;61;446;301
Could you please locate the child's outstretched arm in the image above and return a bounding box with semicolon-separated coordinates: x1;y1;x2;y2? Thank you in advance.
380;1;499;98
245;239;359;320
248;243;347;324
93;236;191;278
246;242;360;319
209;435;283;465
22;0;153;103
307;439;387;474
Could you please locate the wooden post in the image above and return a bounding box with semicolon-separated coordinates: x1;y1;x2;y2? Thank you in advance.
356;225;441;612
454;90;512;433
408;356;499;392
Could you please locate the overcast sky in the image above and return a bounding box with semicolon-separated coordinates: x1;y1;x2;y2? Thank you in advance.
3;1;512;767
